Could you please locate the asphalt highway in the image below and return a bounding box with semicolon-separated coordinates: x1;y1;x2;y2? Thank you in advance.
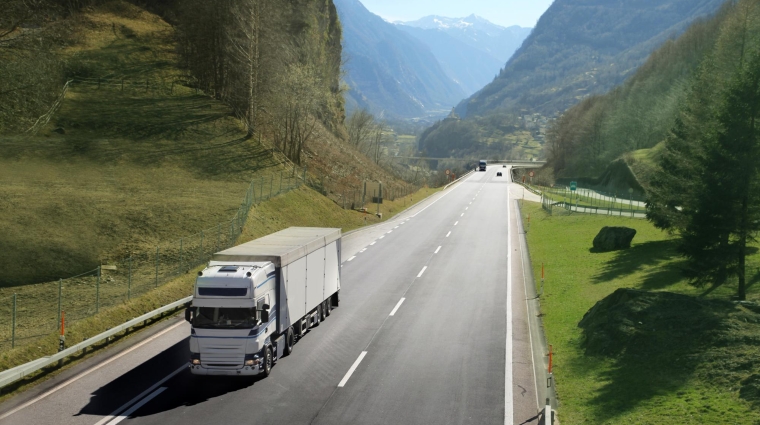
0;165;545;425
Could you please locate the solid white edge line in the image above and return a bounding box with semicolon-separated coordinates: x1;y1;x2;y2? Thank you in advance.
506;176;514;425
338;351;367;387
518;216;541;412
104;387;167;425
0;320;186;422
347;256;356;262
434;246;441;254
94;364;187;425
446;231;451;238
417;266;427;278
389;298;406;316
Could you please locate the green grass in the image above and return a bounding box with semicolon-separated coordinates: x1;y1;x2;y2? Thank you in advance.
521;201;760;424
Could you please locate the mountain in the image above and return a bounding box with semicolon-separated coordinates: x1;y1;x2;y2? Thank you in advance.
544;0;740;183
395;16;531;96
333;0;466;118
458;0;728;118
398;15;531;63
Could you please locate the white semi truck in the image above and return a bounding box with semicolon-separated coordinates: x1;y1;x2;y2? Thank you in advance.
185;227;341;377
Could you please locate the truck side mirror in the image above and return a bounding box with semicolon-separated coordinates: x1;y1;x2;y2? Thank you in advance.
185;308;193;322
262;303;270;310
261;310;269;323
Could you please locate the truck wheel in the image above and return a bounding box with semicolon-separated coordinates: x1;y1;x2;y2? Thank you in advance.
263;347;272;377
320;301;327;321
284;327;294;356
325;297;332;317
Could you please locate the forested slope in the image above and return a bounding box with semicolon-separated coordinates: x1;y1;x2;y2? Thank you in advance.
459;0;726;118
545;0;743;181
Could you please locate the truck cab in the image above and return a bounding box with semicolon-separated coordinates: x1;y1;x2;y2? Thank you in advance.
187;261;277;377
479;160;487;171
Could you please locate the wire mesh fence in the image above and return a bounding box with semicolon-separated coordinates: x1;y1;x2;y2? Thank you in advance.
540;186;647;219
304;170;422;212
0;171;301;353
68;77;201;97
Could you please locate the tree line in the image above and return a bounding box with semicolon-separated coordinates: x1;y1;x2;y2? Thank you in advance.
176;0;343;165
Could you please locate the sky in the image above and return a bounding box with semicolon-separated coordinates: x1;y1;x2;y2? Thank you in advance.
357;0;555;28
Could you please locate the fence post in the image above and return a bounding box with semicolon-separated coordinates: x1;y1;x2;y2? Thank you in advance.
57;278;62;327
200;231;204;263
155;246;159;288
11;294;16;349
217;223;221;251
179;238;184;274
121;79;124;92
303;167;307;186
260;177;264;200
269;174;273;199
279;171;283;194
96;266;101;314
128;256;132;300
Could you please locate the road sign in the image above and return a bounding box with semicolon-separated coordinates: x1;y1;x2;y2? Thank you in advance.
445;169;450;175
529;171;535;177
570;181;577;191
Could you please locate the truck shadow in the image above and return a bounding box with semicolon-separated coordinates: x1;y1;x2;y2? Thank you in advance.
74;338;258;419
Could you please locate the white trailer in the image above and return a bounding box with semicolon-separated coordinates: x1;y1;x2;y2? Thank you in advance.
185;227;341;377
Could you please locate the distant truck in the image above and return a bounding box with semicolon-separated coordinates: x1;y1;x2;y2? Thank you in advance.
185;227;341;378
479;160;487;171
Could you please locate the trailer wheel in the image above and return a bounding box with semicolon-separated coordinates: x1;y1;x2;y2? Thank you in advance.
320;301;327;321
284;327;294;356
314;305;321;327
325;297;332;317
263;346;273;377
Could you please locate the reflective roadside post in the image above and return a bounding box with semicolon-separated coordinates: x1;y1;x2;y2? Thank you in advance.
545;344;554;424
58;311;66;367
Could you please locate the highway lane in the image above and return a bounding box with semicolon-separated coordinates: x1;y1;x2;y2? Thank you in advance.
0;165;542;425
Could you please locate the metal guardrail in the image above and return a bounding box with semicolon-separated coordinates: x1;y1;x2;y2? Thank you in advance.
0;296;192;389
444;170;476;189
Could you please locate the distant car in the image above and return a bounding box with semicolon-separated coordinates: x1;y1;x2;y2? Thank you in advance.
496;171;502;177
502;165;506;168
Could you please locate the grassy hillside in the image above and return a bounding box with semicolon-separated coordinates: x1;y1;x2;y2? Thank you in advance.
0;1;409;287
521;202;760;424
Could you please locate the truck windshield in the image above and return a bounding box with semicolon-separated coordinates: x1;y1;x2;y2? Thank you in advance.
192;307;257;329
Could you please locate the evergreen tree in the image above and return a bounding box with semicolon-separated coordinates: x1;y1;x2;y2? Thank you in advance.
656;51;760;300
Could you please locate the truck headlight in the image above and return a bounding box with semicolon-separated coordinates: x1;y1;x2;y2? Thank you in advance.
191;353;201;365
192;359;201;365
244;354;261;366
